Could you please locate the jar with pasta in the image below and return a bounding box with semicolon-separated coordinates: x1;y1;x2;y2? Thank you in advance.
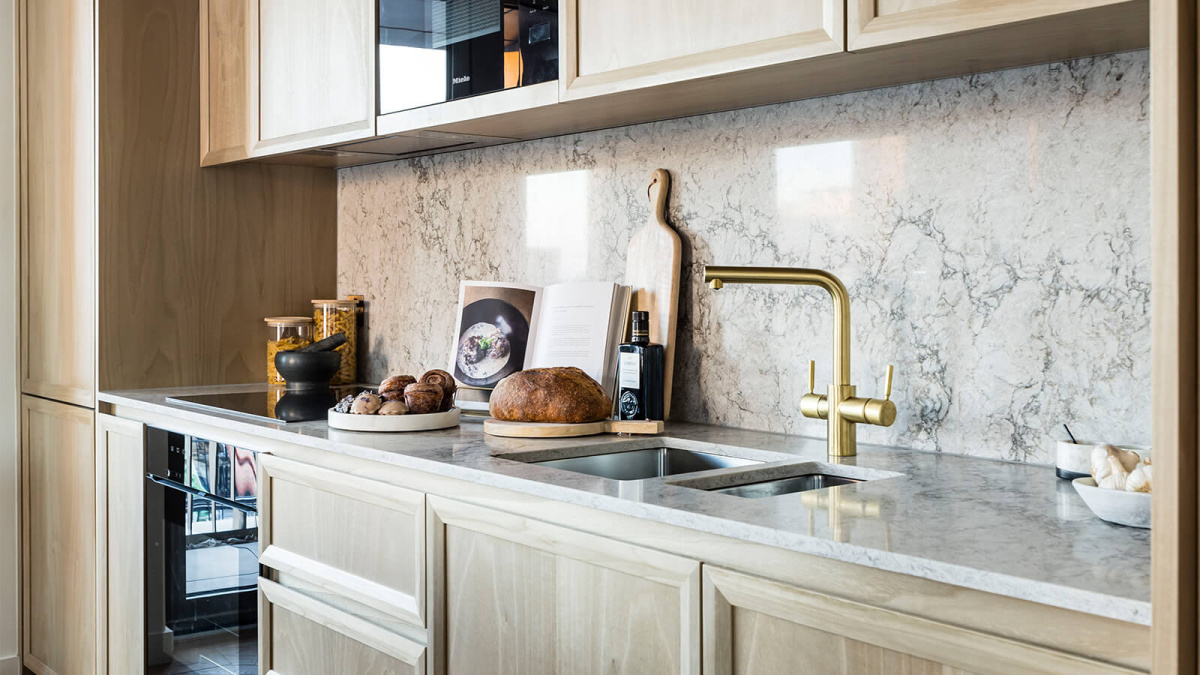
265;317;313;385
312;299;358;385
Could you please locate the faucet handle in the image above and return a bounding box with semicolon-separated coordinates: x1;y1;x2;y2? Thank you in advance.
800;360;827;420
883;364;894;400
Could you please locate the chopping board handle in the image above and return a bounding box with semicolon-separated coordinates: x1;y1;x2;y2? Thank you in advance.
647;169;670;230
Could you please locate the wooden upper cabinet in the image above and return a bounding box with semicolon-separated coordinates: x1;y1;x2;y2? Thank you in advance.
20;0;97;407
561;0;843;100
847;0;1145;51
200;0;252;165
249;0;376;155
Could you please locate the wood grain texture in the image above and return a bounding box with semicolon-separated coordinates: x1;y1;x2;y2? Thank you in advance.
199;0;250;165
260;454;425;627
21;395;96;675
482;418;609;438
19;0;96;407
250;0;374;154
562;0;842;100
261;578;425;675
849;0;1143;51
575;0;830;76
97;0;337;390
1150;0;1198;671
624;169;681;419
96;414;145;675
428;495;701;675
703;566;1138;675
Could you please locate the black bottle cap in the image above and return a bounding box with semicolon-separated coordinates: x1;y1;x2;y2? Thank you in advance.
631;311;649;344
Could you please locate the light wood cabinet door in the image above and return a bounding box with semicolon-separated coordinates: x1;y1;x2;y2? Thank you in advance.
19;0;96;407
259;454;426;628
96;414;145;675
703;565;1134;675
249;0;375;155
427;496;701;675
200;0;251;165
21;395;96;675
561;0;843;100
847;0;1141;51
260;578;425;675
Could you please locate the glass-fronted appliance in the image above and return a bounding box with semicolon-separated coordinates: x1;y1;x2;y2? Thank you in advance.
145;428;259;674
378;0;558;115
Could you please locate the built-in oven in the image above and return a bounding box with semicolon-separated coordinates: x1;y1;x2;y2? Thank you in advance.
144;427;259;674
378;0;559;115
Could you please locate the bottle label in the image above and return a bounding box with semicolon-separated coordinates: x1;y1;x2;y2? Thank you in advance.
619;353;641;389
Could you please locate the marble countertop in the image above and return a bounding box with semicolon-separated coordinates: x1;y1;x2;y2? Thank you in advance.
101;384;1151;626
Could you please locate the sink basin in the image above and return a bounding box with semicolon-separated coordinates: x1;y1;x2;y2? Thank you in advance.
530;447;762;482
711;473;861;498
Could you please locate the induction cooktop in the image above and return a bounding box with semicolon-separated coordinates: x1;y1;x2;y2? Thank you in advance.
167;386;360;424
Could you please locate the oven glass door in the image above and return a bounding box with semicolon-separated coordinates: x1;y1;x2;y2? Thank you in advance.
146;443;259;674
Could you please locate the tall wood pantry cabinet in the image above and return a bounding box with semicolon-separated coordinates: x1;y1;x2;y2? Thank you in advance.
16;0;337;673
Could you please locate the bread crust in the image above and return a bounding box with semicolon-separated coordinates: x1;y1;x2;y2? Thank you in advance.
489;367;612;423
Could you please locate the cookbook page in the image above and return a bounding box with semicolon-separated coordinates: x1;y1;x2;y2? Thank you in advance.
528;282;623;387
449;281;543;410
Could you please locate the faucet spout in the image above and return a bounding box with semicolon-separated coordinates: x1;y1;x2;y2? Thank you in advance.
703;266;851;386
702;265;895;458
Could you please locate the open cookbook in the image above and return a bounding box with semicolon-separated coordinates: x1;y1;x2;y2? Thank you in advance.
449;280;631;412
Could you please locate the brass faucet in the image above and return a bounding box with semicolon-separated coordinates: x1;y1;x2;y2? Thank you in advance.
703;266;896;457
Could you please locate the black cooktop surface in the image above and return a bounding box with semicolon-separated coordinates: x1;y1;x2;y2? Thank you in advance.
167;386;359;424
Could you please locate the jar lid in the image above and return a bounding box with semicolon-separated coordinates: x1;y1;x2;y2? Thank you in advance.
264;316;314;326
311;299;359;307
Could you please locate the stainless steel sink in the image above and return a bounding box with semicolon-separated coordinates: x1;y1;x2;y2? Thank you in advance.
531;447;762;482
711;473;861;498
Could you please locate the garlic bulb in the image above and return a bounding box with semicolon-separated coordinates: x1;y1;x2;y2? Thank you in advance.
1090;443;1143;488
1126;461;1152;493
1090;444;1141;479
1097;455;1130;490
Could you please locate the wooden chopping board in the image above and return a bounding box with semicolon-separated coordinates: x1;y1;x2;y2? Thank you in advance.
624;169;682;419
484;418;664;439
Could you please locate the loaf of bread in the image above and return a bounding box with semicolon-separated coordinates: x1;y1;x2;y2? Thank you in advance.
489;367;612;423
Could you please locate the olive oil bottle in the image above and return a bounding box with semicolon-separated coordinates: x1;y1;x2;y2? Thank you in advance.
616;311;664;421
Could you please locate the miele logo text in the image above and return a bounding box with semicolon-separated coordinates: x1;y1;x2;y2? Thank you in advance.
452;75;471;84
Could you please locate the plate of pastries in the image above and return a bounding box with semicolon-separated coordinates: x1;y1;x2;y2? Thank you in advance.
328;369;461;432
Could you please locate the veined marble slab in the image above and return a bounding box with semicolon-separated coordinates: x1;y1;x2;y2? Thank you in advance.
337;51;1150;464
102;385;1151;626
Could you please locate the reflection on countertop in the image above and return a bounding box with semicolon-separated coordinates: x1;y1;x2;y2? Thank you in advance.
102;383;1151;626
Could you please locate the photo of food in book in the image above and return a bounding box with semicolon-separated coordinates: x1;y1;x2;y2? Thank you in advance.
449;280;632;412
452;284;536;387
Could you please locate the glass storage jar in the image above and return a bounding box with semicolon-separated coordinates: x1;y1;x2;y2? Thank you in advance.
312;299;358;385
265;317;314;385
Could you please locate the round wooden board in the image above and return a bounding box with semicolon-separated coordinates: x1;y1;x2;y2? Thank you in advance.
328;407;460;432
483;418;608;438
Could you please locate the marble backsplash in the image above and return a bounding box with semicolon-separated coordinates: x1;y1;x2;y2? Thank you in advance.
338;50;1150;464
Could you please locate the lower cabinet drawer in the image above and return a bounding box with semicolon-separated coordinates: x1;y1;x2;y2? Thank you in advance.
259;454;425;627
261;577;425;675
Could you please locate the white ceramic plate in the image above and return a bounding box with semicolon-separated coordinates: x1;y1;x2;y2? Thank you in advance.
1073;477;1151;529
328;407;460;432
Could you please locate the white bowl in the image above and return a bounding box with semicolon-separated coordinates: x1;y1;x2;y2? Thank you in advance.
1072;477;1151;529
328;407;460;432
